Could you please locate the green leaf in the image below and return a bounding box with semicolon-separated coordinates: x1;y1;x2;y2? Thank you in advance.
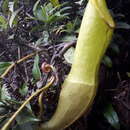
0;62;12;75
0;117;9;128
0;15;7;25
16;108;40;125
102;55;112;68
32;54;41;80
110;44;120;54
12;122;38;130
13;0;19;9
65;22;74;33
65;17;80;34
9;8;22;28
48;4;61;14
41;6;48;22
60;35;77;42
19;83;28;96
33;1;69;25
0;83;2;100
0;15;8;30
33;5;49;23
76;0;85;5
33;0;40;17
59;6;72;13
64;47;75;64
34;9;44;21
127;72;130;78
104;103;120;130
1;0;9;14
1;85;11;100
0;102;8;115
116;22;130;29
33;1;49;23
48;14;67;24
0;62;12;68
49;0;60;7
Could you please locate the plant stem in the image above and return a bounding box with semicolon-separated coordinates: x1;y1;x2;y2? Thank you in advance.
0;51;44;79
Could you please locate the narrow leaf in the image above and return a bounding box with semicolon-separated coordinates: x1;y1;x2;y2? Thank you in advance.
127;72;130;78
2;0;9;14
49;0;59;7
19;83;28;96
9;8;22;28
0;15;7;25
110;44;120;54
102;55;112;68
1;85;11;100
0;15;8;30
0;62;12;75
32;54;41;80
116;22;130;29
16;108;39;125
104;103;120;130
12;122;38;130
33;0;40;17
64;47;75;64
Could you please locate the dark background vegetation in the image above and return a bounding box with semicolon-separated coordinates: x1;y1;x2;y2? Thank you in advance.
0;0;130;130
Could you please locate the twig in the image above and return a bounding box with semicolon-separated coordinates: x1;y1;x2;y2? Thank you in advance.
0;51;5;57
59;41;76;57
50;41;76;64
17;47;21;60
38;92;44;119
1;76;55;130
0;51;43;79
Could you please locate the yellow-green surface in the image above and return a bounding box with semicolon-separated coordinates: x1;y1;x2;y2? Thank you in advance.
49;0;59;6
39;0;115;129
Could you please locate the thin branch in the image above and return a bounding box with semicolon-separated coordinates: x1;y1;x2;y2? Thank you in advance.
38;92;44;119
0;50;44;79
59;41;76;57
1;76;55;130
